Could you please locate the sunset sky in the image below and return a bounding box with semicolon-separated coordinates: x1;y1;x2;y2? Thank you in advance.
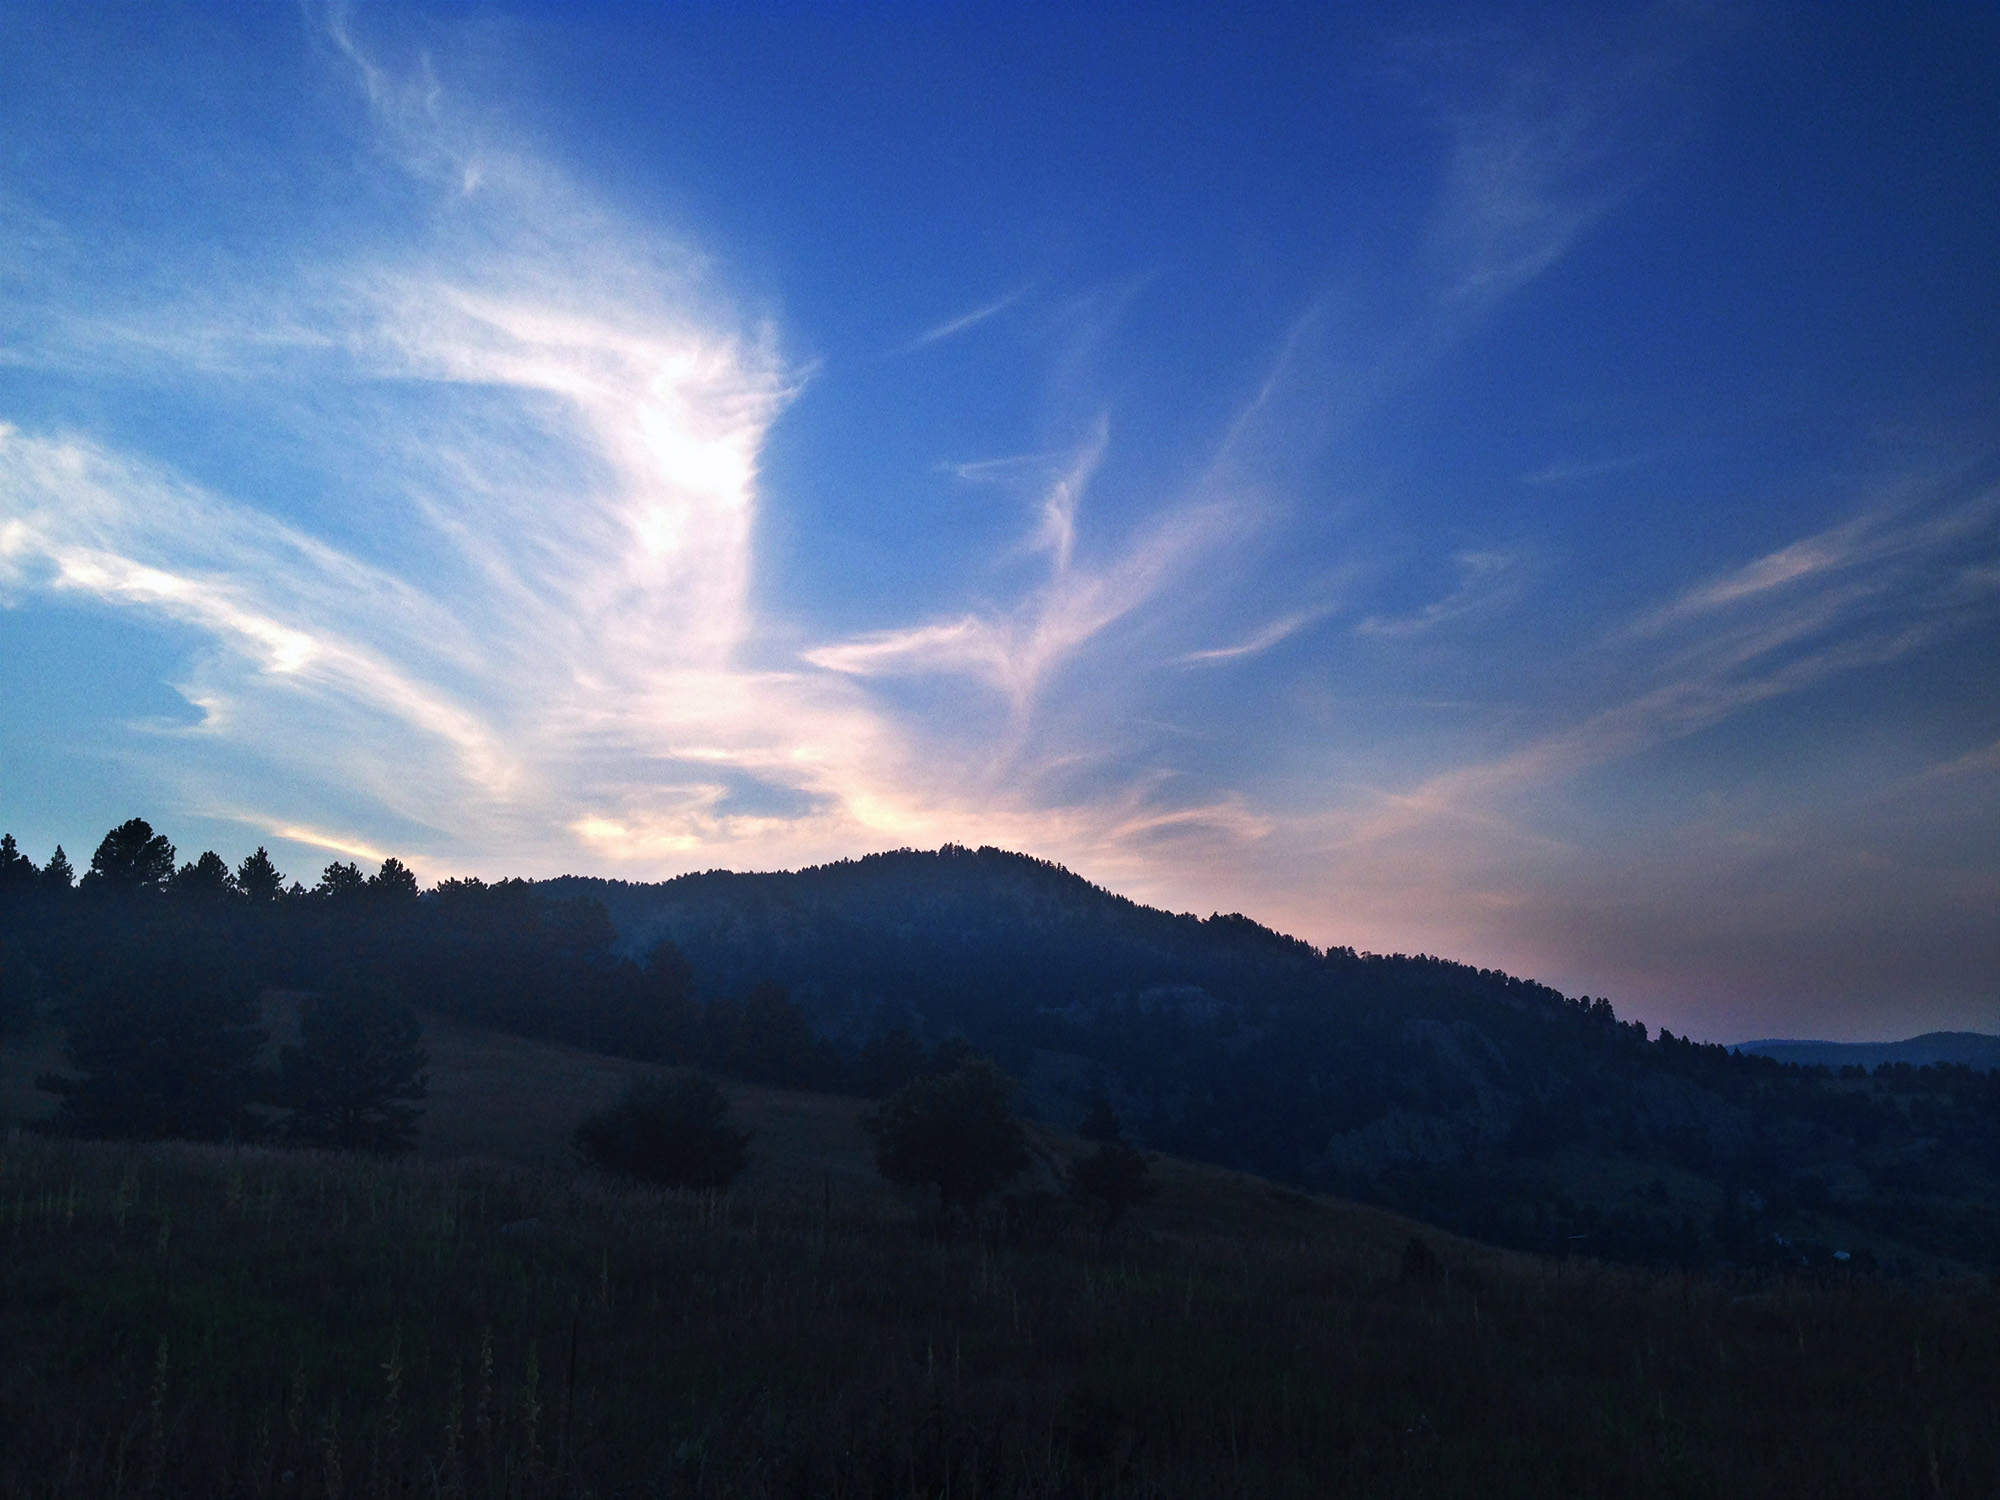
1;3;1994;1043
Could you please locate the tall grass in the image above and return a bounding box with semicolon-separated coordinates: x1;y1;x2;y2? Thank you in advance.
2;1132;1996;1498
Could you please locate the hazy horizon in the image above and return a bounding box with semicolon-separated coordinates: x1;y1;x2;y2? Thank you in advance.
2;3;1995;1045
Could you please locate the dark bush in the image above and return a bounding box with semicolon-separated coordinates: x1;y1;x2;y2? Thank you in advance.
863;1054;1029;1223
1067;1140;1159;1232
573;1073;751;1189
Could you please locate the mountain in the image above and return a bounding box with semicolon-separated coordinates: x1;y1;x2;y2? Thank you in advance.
1736;1033;2000;1072
547;845;2000;1271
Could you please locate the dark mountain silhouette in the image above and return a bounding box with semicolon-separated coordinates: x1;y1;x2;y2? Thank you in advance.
1736;1033;2000;1072
548;846;2000;1270
7;823;1995;1271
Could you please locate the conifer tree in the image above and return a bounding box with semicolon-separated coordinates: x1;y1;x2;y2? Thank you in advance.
0;833;38;895
235;847;286;903
279;978;429;1154
169;850;239;901
81;819;176;896
38;933;265;1140
1065;1091;1158;1233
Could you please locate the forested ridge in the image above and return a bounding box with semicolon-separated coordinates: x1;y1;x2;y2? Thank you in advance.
554;845;2000;1272
5;826;1997;1271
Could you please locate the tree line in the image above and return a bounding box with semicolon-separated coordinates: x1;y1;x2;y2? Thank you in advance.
2;818;1158;1231
0;818;879;1112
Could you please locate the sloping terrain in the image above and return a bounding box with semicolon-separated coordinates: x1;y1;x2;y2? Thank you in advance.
4;1021;1998;1498
549;847;2000;1271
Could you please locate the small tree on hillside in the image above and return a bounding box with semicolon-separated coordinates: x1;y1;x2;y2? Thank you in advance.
1065;1096;1158;1235
279;978;430;1154
707;982;831;1089
597;939;699;1062
574;1073;750;1189
863;1054;1030;1233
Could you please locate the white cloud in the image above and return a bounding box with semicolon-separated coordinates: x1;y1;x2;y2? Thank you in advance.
1356;550;1523;637
807;420;1236;709
903;285;1031;352
1175;605;1334;665
0;21;1261;886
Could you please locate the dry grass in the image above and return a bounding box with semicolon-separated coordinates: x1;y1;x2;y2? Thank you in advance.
5;1015;1999;1497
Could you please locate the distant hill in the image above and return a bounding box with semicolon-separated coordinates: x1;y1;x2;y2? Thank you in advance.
547;845;2000;1271
1735;1032;2000;1072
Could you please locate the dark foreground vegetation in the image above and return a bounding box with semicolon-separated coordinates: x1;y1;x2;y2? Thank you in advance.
4;1131;1998;1500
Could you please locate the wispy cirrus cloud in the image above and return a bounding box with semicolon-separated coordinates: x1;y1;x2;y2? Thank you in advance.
1316;477;2000;865
0;16;1255;883
903;285;1032;352
807;421;1235;707
1356;550;1524;637
1175;604;1334;665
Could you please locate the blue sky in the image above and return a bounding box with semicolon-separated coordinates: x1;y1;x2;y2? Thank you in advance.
1;2;1994;1042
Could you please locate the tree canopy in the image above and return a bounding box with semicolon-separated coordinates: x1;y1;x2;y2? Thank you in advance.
863;1055;1030;1224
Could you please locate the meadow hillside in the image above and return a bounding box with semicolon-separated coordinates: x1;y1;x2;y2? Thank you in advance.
550;847;2000;1274
4;1012;2000;1499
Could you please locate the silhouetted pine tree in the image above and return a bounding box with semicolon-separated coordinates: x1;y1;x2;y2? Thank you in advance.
169;850;238;902
80;819;176;897
1065;1096;1158;1233
38;931;265;1141
279;979;429;1154
0;834;38;896
235;847;286;903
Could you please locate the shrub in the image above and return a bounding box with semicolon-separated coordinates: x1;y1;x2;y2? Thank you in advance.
573;1073;750;1189
863;1055;1029;1224
1068;1141;1159;1233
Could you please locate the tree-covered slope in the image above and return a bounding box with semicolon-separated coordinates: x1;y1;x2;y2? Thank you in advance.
550;846;2000;1271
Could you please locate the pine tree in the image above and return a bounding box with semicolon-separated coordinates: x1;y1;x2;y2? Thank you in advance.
39;933;265;1140
369;857;420;904
279;979;429;1154
314;861;368;904
169;850;239;901
1064;1097;1158;1233
81;819;176;896
0;833;39;895
235;847;286;903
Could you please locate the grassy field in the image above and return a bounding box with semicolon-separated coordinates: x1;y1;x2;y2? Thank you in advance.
3;1017;1999;1498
